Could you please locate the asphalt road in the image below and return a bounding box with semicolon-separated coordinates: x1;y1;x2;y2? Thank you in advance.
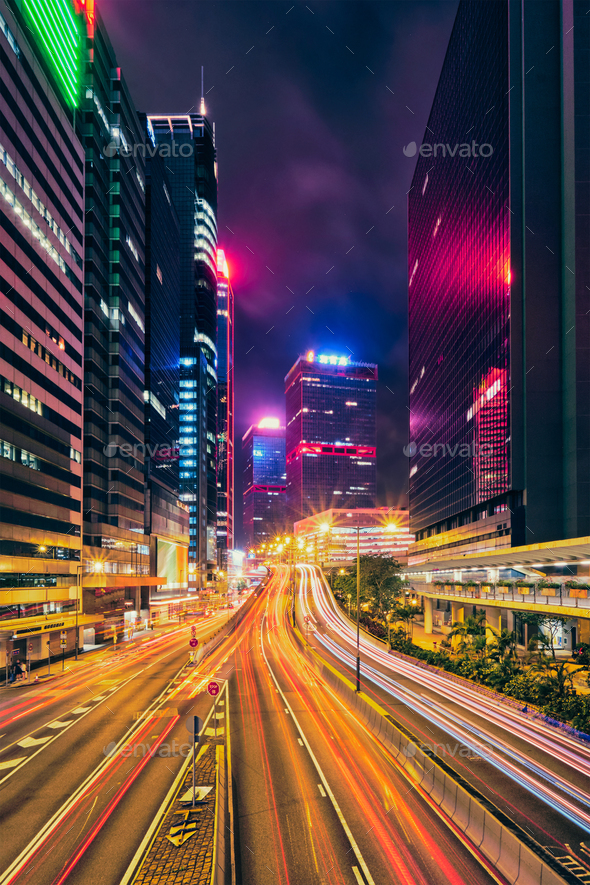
297;564;590;876
0;600;256;885
230;567;500;885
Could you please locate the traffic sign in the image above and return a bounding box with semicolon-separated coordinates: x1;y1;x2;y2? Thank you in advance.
189;638;198;648
28;643;33;652
304;615;310;623
207;681;220;697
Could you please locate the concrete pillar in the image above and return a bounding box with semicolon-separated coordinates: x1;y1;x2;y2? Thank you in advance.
506;610;514;632
486;609;502;643
424;596;433;634
451;602;464;624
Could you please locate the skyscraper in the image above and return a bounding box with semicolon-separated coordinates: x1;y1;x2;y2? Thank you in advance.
146;108;218;589
144;150;189;606
285;351;377;522
242;419;286;548
216;248;234;564
76;6;153;636
408;0;590;564
0;0;85;658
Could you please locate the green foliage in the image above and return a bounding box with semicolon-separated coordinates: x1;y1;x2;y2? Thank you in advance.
332;555;403;617
503;674;541;704
359;614;387;639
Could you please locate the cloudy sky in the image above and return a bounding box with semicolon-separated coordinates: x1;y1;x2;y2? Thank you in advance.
100;0;459;538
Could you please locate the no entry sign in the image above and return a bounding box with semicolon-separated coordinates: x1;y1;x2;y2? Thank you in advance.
189;638;198;648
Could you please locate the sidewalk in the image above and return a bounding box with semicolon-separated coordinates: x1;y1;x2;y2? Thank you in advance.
0;616;208;691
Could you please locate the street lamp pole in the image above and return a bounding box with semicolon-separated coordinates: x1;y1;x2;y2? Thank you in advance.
75;563;84;661
356;521;360;692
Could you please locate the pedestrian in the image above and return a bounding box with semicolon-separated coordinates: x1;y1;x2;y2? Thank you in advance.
8;664;16;684
15;660;23;681
20;661;27;682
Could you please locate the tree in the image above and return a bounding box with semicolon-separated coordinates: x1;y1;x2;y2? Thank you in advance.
527;657;576;701
448;610;487;657
332;555;403;618
517;612;568;660
391;602;420;638
487;627;517;663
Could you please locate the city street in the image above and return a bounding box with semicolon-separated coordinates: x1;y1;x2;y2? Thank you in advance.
295;565;590;870
231;566;500;885
0;603;253;885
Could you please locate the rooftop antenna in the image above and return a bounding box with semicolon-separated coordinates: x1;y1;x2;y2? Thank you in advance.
200;66;206;115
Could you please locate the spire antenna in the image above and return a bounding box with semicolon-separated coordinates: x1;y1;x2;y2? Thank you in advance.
200;66;205;115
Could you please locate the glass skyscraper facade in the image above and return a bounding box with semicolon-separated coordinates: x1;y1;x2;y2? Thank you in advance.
285;352;377;521
408;0;510;544
0;0;85;656
408;0;590;564
147;112;218;588
216;249;234;562
242;421;286;547
144;150;189;598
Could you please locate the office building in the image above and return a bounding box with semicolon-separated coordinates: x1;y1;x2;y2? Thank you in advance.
242;418;286;548
76;6;161;639
147;108;218;589
144;150;189;610
216;248;234;564
294;508;414;566
0;0;88;660
285;351;377;522
407;0;590;566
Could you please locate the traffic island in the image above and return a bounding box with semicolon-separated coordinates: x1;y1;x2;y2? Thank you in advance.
123;682;234;885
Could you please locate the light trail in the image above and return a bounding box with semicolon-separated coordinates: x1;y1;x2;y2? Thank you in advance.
263;567;500;885
299;564;590;836
0;595;261;885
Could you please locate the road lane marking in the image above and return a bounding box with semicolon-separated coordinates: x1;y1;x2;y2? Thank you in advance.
46;720;75;729
260;615;376;885
17;736;51;748
317;783;326;797
0;660;194;885
71;707;91;714
0;757;25;770
298;738;304;746
352;867;364;884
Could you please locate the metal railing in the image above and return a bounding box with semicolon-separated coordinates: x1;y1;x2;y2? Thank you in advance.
413;581;590;610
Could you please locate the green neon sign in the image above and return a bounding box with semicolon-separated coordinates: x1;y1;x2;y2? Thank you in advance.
23;0;81;108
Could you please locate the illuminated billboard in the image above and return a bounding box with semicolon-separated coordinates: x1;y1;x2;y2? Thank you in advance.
23;0;81;107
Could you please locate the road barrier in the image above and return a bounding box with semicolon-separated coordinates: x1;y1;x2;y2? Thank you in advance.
295;628;574;885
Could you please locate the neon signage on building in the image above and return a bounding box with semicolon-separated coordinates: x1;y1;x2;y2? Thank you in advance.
305;351;349;367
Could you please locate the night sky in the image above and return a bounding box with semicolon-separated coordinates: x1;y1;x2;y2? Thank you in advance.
100;0;459;540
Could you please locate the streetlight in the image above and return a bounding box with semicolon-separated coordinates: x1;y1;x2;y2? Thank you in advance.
346;512;362;693
386;611;392;649
347;593;351;618
75;563;84;660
